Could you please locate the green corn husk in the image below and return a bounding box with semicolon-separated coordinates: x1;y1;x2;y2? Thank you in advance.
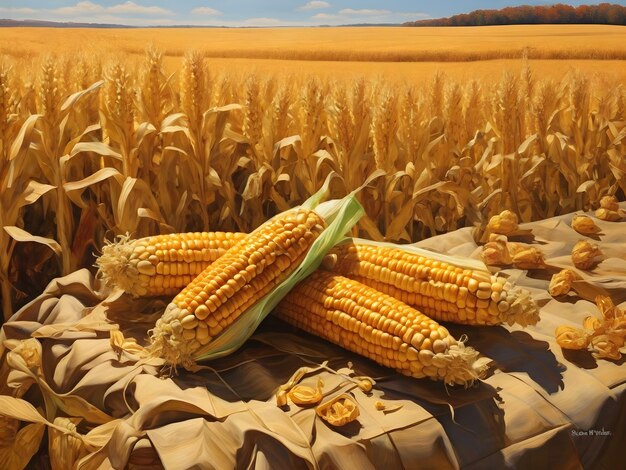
192;175;364;362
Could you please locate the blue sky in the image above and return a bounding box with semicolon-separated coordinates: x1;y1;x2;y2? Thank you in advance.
0;1;616;26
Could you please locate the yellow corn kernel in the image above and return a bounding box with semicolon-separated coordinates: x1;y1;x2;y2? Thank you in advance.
275;271;486;386
97;232;247;297
149;209;325;369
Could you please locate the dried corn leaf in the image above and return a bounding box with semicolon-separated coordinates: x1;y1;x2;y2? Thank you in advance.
5;343;114;425
110;330;148;359
49;417;88;470
0;422;45;470
0;415;19;447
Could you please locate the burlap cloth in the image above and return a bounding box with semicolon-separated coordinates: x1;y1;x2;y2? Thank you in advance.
1;206;625;469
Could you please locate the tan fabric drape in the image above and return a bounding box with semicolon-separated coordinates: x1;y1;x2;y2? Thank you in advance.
1;206;624;469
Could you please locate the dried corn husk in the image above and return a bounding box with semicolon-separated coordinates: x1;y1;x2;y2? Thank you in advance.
511;246;546;269
316;394;360;427
555;296;626;362
110;330;148;359
549;269;581;297
590;334;623;361
288;381;323;407
7;338;42;371
127;439;163;470
571;215;600;235
356;377;374;393
482;234;511;266
595;208;623;221
276;390;289;407
487;210;518;235
49;417;88;470
555;326;589;350
0;415;19;447
571;240;603;270
596;195;623;220
583;315;602;332
599;195;620;211
0;422;46;470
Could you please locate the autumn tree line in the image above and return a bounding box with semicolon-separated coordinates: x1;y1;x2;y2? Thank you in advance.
405;3;626;27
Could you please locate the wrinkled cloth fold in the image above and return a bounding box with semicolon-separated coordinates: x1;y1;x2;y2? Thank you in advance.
1;205;625;469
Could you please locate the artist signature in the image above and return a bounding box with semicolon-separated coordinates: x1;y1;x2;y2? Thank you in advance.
570;428;612;437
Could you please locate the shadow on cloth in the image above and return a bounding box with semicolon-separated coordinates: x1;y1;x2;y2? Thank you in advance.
446;324;565;394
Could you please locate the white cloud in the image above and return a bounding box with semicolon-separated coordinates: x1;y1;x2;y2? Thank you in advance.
311;13;340;20
338;9;390;16
108;2;171;15
191;7;222;16
55;1;104;15
55;1;172;17
299;1;330;10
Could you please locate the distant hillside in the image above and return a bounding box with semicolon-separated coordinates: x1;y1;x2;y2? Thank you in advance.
0;19;131;28
405;3;626;26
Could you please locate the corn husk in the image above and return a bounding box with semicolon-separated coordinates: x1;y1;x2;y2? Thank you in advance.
590;334;623;361
595;208;623;221
193;177;364;363
316;394;360;427
0;422;46;470
571;215;600;235
555;326;589;350
596;195;623;221
487;210;518;235
599;195;620;211
556;296;626;362
110;330;148;359
549;269;581;297
511;246;546;269
49;417;88;470
482;234;511;266
0;414;20;447
127;439;163;470
571;240;603;270
288;381;324;407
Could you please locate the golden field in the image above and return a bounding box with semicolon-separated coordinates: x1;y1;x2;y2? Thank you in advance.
0;23;626;470
0;24;624;317
0;25;625;83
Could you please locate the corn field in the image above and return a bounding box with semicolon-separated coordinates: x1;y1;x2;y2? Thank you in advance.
1;49;625;320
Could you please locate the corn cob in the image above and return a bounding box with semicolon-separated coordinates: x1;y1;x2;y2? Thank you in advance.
325;242;539;327
96;232;246;297
149;209;325;368
275;271;486;385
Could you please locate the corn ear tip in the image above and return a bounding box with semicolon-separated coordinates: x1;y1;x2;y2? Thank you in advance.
95;233;137;292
